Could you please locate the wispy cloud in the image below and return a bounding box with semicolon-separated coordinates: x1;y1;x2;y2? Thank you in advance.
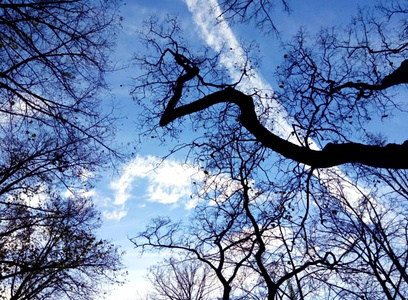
102;209;128;221
103;154;256;220
102;155;205;220
112;155;202;205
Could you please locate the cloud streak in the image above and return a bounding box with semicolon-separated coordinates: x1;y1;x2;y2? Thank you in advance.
185;0;371;215
185;0;296;141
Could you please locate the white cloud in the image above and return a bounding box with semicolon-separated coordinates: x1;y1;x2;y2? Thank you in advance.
102;209;128;221
103;155;206;220
103;154;259;220
109;155;156;206
143;158;201;205
110;155;202;205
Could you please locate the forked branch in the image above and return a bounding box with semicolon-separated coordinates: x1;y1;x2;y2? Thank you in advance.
160;53;408;169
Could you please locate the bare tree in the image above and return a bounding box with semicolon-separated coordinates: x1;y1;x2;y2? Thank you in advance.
146;256;217;300
0;195;123;300
134;2;408;170
132;185;256;299
216;0;291;35
133;139;336;299
132;0;408;299
0;1;124;298
0;0;121;193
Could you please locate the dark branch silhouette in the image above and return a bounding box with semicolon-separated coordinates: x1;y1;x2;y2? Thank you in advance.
159;52;408;169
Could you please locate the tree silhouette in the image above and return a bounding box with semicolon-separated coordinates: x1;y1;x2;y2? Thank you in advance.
0;1;123;298
0;0;121;192
0;196;123;300
133;0;408;299
146;256;217;300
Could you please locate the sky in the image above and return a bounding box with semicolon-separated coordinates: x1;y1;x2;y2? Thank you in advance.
91;0;406;299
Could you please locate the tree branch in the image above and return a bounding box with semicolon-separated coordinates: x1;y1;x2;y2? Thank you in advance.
160;87;408;169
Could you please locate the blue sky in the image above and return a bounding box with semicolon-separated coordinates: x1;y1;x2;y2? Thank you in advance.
90;0;404;298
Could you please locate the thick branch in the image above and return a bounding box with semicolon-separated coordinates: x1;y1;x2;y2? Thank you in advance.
160;87;408;169
334;59;408;93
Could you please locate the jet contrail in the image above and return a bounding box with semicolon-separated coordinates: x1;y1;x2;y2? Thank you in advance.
185;0;371;218
185;0;299;143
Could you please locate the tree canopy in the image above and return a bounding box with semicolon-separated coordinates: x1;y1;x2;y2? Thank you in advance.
0;0;123;298
132;0;408;299
0;196;123;300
